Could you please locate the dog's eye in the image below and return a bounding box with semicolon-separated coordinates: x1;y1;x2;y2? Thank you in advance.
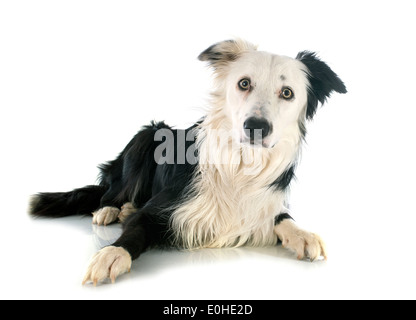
281;87;294;100
238;78;251;91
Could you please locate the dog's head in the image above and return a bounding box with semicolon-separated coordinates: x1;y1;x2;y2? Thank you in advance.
198;39;347;148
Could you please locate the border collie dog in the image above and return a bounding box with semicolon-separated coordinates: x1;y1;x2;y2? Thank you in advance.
29;39;346;285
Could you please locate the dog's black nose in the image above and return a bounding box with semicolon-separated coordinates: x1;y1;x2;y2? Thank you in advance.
243;117;271;140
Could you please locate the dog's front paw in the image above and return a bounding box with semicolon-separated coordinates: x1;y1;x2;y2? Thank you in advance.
274;220;327;261
92;207;120;225
82;246;132;286
119;202;137;223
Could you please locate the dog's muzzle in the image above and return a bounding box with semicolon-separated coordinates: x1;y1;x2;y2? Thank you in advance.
243;117;272;146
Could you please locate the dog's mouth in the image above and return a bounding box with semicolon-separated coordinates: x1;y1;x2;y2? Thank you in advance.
240;134;274;148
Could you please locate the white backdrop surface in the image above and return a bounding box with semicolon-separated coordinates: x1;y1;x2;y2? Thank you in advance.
1;0;415;299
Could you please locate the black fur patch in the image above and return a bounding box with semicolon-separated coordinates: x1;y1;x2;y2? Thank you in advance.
269;165;296;191
296;51;347;120
298;120;307;140
97;120;172;209
274;213;294;225
29;185;106;217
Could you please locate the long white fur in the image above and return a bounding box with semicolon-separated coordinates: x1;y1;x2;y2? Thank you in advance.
170;40;310;249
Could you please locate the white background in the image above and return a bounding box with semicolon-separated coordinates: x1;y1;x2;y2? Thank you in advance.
1;0;415;300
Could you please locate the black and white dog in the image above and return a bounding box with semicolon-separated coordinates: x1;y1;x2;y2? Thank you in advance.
29;39;346;285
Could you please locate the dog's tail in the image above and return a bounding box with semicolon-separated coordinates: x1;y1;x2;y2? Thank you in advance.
28;185;107;218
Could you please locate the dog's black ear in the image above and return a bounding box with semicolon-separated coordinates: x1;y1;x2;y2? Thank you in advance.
198;39;257;71
296;51;347;120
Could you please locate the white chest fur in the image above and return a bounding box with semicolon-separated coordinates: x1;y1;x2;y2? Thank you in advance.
170;172;285;249
170;125;297;249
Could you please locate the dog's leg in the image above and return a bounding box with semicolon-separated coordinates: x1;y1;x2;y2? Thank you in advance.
274;213;327;261
82;246;131;285
83;210;155;285
83;190;175;285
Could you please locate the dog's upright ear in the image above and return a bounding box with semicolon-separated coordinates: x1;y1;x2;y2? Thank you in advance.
198;39;257;72
296;51;347;120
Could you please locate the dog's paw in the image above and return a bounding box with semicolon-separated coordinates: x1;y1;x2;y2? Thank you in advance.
274;219;327;261
92;207;120;226
82;246;132;286
119;202;137;223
